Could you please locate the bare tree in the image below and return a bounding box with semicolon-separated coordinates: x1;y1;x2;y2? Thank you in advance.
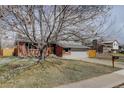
0;5;110;62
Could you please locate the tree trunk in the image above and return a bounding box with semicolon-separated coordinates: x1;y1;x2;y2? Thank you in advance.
37;49;45;63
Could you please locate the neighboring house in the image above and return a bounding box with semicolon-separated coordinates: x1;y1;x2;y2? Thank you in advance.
101;40;119;53
93;40;120;59
88;39;119;53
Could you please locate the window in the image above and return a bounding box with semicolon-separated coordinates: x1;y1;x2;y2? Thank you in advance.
64;48;71;52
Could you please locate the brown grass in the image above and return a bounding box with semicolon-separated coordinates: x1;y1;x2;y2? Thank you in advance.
0;57;120;88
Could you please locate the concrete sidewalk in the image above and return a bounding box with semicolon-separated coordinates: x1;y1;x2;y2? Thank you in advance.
82;58;124;68
57;70;124;88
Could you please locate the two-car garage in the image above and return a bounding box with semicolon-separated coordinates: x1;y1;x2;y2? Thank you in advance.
63;50;88;60
56;41;89;60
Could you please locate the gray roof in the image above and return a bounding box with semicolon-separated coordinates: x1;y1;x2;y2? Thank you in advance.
16;39;89;49
16;39;31;42
59;44;89;49
101;41;114;44
57;41;89;49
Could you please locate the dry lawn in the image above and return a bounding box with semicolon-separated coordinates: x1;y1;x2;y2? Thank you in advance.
0;57;120;88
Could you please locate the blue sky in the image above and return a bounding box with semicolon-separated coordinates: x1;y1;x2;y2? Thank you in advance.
108;6;124;45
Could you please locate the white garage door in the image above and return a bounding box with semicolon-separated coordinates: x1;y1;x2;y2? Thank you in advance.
63;51;88;60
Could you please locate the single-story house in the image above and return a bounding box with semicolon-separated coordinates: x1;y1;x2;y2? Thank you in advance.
0;34;89;59
13;40;89;59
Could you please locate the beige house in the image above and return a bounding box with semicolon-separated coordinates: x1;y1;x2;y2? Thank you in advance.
101;40;119;53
